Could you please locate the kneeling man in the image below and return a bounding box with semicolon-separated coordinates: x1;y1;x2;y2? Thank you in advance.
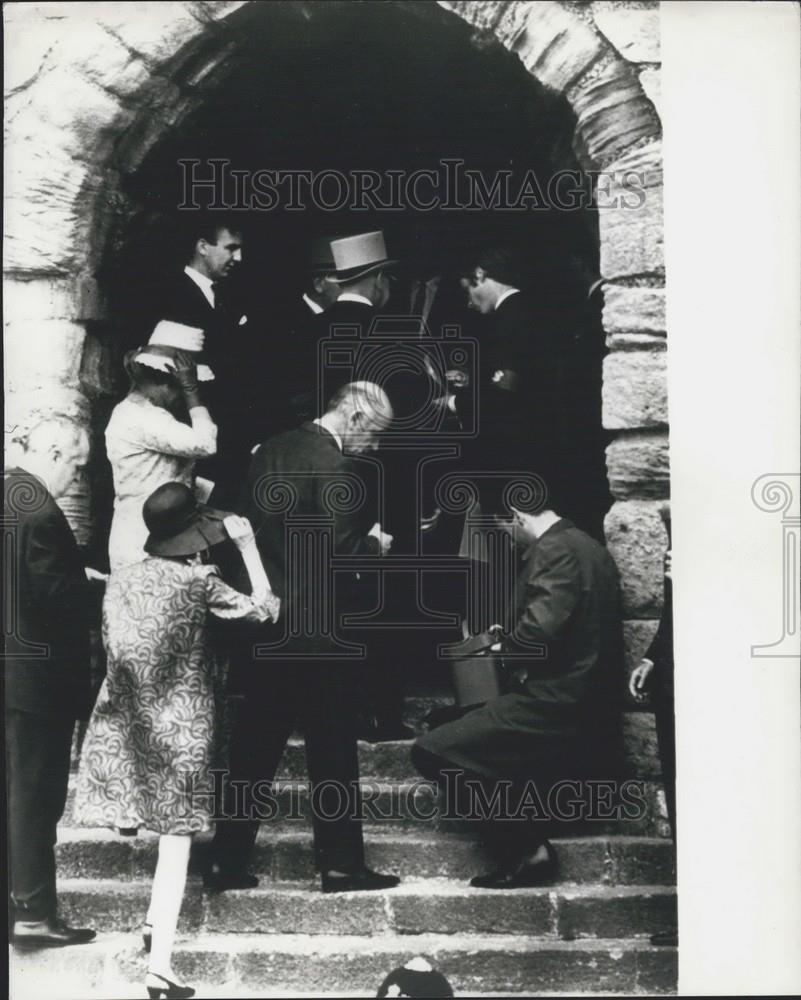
413;477;622;887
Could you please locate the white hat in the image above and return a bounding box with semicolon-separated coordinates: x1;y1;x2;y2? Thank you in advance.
135;320;214;381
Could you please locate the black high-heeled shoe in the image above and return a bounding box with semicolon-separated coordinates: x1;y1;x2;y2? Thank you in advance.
142;923;152;954
145;972;195;999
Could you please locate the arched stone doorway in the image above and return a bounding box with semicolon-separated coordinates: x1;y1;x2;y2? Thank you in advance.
5;0;667;735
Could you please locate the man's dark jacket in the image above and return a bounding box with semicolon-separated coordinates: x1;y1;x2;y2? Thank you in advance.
3;469;92;718
236;423;380;654
158;270;259;504
418;518;623;779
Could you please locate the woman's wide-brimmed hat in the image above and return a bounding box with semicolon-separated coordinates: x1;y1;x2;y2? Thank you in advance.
143;482;230;557
134;320;214;381
329;231;399;283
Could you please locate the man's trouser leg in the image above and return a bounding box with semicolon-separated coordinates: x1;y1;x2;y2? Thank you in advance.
301;662;365;873
6;708;75;920
653;689;677;844
211;663;298;872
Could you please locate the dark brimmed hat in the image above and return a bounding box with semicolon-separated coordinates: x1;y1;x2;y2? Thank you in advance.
330;231;398;283
143;482;230;557
376;957;454;997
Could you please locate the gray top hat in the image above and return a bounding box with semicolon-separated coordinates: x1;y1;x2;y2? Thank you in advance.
330;231;398;283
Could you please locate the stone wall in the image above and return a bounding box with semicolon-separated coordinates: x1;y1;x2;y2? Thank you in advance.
4;0;668;695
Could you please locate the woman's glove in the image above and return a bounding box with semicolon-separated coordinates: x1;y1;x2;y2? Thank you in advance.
173;351;202;408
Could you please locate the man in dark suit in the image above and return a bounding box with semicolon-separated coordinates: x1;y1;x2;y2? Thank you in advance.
269;237;341;433
4;418;98;949
207;382;401;894
157;217;249;506
447;248;562;518
413;482;622;888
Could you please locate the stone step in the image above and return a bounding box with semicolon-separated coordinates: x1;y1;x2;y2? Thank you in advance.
64;777;669;837
9;932;678;997
53;877;677;940
56;828;675;886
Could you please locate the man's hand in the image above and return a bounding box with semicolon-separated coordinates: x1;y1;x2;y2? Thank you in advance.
629;658;655;700
85;567;108;583
420;507;442;533
433;394;457;413
445;369;468;388
368;522;393;555
224;515;256;551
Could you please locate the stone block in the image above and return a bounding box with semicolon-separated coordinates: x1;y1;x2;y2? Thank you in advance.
204;887;389;936
4;320;87;387
47;20;154;99
3;12;63;94
7;65;131;163
3;276;102;323
598;140;664;278
390;888;553;936
603;349;668;430
605;500;668;617
607;836;675;885
439;0;508;35
621;712;661;780
592;4;661;64
607;432;670;500
94;5;209;67
602;285;665;335
569;55;660;168
556;886;675;939
511;3;606;92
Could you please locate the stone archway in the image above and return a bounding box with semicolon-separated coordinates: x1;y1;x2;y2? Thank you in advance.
4;0;668;695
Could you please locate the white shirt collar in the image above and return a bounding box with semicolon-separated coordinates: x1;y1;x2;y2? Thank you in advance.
337;292;373;307
184;265;215;307
302;293;324;315
495;287;521;310
313;416;343;451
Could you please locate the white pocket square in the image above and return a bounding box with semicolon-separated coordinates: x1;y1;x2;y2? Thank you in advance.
239;315;248;326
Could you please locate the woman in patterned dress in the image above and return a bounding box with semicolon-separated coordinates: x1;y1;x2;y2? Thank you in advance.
106;323;217;573
76;482;280;999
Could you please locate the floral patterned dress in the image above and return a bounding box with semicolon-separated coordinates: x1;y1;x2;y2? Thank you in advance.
75;557;277;835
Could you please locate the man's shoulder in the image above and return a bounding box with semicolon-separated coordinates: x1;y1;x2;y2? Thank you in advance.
254;424;342;469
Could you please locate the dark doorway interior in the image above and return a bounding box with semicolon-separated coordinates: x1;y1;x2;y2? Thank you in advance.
94;0;611;571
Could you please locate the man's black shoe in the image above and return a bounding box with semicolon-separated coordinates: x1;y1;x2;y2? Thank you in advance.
650;928;678;947
12;915;96;950
321;867;400;893
470;841;558;889
202;864;259;892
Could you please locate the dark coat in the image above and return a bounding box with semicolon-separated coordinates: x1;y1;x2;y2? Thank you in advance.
158;271;263;505
418;518;622;779
3;469;93;718
235;423;380;654
455;291;562;511
268;296;329;432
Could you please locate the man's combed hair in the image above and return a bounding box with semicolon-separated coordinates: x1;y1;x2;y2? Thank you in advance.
459;246;521;287
182;214;242;262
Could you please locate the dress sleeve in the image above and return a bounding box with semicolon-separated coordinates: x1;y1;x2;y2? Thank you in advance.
204;567;279;623
132;404;217;459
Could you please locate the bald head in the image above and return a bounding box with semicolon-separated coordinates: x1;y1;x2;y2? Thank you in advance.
325;381;393;453
16;416;89;499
